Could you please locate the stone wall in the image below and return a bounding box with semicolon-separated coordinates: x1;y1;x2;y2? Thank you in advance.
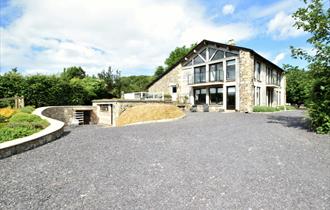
148;64;189;103
239;50;254;112
93;99;168;126
42;106;96;125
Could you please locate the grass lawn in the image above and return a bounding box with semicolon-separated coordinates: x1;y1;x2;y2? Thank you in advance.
117;104;184;126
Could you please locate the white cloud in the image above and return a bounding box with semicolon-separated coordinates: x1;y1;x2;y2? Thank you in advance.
222;4;235;15
273;52;285;64
267;12;305;39
248;0;301;19
0;0;255;75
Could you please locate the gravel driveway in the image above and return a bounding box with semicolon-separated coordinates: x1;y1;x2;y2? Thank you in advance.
1;110;329;209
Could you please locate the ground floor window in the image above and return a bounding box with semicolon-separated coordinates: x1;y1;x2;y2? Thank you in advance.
255;87;261;105
209;87;223;105
194;88;206;104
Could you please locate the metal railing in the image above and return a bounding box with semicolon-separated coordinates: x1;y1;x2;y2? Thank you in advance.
123;92;164;101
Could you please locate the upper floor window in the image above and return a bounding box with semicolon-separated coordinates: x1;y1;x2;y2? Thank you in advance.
255;61;261;81
226;60;236;81
209;62;224;82
194;66;206;83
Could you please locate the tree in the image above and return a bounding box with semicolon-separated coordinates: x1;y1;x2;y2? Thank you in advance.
0;69;25;98
154;66;165;78
98;66;122;98
120;75;153;93
61;66;86;80
164;44;197;69
291;0;330;133
283;64;312;107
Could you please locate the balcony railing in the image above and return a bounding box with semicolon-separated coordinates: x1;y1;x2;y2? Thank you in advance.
266;77;281;86
188;73;225;85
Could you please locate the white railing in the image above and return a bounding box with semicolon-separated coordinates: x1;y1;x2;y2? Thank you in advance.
123;92;164;101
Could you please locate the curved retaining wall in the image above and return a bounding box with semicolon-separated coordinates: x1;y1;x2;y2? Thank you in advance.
0;107;65;159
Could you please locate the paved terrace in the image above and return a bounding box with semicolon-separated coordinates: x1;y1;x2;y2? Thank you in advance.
1;110;329;209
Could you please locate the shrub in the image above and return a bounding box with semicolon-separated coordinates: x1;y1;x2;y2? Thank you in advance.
10;112;44;123
19;106;35;114
277;105;296;111
0;107;16;119
0;112;49;143
0;126;40;143
253;106;278;112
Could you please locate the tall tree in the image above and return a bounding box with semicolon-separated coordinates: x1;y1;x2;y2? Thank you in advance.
98;66;122;98
291;0;330;133
283;64;312;107
61;66;86;80
154;66;165;78
164;43;197;69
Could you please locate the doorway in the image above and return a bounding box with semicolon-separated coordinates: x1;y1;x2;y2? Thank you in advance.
227;86;236;110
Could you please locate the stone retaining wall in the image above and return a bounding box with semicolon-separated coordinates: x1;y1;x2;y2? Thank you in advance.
42;106;96;125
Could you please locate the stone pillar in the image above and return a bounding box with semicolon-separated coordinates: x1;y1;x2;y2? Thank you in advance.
239;50;254;112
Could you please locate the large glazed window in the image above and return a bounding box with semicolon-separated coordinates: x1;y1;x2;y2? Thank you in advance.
193;55;204;65
194;66;206;83
226;60;236;81
209;62;224;82
194;88;206;104
255;61;261;80
211;50;224;61
209;87;223;105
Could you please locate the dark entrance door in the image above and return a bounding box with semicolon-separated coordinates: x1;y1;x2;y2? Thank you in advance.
83;111;91;125
227;86;236;110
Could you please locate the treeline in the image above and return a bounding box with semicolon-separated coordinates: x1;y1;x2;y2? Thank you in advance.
286;0;329;134
0;66;153;107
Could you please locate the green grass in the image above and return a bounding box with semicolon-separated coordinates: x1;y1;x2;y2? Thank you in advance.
253;105;296;112
0;112;49;143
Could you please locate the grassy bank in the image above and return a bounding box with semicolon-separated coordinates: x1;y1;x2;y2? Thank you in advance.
117;104;184;126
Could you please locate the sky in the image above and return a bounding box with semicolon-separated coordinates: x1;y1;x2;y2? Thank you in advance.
0;0;316;76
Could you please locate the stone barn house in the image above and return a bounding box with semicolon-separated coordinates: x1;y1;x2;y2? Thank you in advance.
147;40;286;112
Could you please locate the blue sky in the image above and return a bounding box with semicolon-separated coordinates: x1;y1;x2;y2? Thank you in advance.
0;0;314;76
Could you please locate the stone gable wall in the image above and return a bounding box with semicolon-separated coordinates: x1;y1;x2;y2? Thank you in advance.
148;64;188;102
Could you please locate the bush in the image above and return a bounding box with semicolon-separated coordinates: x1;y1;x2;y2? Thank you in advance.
276;105;296;111
19;106;35;114
253;106;278;112
0;112;49;143
10;112;44;123
0;107;16;119
0;126;40;143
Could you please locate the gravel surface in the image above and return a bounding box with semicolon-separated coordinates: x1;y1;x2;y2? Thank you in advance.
1;110;329;209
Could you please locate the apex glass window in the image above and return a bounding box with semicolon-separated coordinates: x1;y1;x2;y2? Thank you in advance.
209;62;224;82
194;66;206;83
194;55;204;65
209;87;223;105
226;60;236;81
211;50;224;61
